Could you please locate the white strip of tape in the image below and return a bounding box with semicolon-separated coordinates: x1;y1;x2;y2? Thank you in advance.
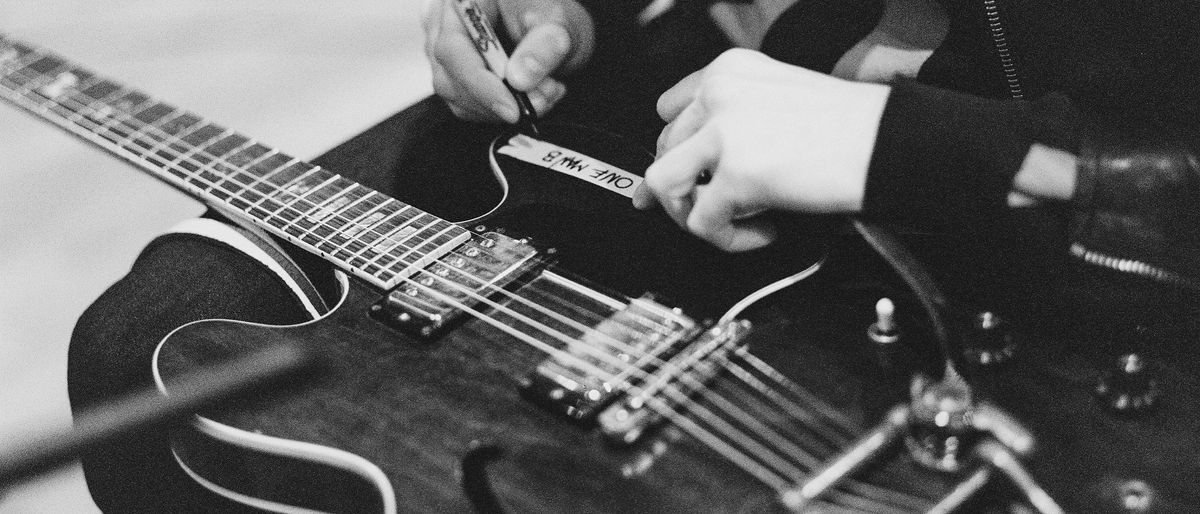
497;133;643;198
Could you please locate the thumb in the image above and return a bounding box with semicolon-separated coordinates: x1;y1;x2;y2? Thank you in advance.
506;19;572;91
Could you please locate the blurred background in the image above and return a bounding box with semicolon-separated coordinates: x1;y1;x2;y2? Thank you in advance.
0;1;430;511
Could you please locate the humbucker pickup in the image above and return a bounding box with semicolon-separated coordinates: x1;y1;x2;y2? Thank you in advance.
520;291;754;447
519;295;703;423
369;226;548;339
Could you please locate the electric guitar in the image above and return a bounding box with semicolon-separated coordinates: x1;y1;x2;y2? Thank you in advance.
3;33;1198;513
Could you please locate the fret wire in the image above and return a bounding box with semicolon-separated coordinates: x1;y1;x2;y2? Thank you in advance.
9;59;72;98
2;61;281;212
169;127;234;171
249;162;312;215
349;211;419;271
131;101;176;125
169;126;231;170
331;193;392;250
55;75;105;123
226;143;275;168
23;54;71;81
296;184;368;239
117;105;179;154
193;137;256;192
0;40;36;73
295;185;356;235
243;158;303;207
0;46;51;85
343;205;416;265
289;176;351;227
2;49;470;288
1;43;46;69
2;63;316;241
199;132;253;161
121;104;179;151
267;166;326;219
141;111;205;153
323;204;390;260
92;90;153;135
19;78;300;225
342;210;397;260
5;64;317;232
218;148;280;199
374;222;457;278
2;58;268;206
309;197;383;255
67;82;127;125
360;210;427;265
289;173;341;210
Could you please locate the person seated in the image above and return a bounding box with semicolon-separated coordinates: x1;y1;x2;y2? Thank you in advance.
68;0;1199;510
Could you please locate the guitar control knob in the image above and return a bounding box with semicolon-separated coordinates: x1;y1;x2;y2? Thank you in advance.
905;375;975;472
1095;353;1160;413
960;310;1019;366
867;298;905;369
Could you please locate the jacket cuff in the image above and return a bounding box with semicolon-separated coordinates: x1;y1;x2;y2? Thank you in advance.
1070;138;1200;287
863;81;1079;224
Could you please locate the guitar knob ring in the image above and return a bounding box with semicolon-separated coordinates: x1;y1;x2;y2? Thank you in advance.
960;310;1019;366
1094;353;1160;414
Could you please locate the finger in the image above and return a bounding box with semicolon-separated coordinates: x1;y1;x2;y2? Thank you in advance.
635;131;719;209
656;100;705;157
525;77;566;115
430;56;513;122
437;5;520;123
507;23;572;91
656;69;705;122
688;190;778;252
663;195;694;229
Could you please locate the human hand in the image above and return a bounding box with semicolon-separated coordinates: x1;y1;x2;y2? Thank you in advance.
423;0;595;123
633;49;891;252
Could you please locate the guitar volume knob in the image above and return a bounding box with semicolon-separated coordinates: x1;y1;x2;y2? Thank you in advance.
1094;353;1160;414
960;310;1019;366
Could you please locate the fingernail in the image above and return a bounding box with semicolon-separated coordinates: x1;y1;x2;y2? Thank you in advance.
631;185;651;209
492;101;518;123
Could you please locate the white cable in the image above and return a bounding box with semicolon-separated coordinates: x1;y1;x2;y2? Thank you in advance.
719;254;827;324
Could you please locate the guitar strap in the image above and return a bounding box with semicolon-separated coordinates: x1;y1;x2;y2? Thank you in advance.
163;216;332;319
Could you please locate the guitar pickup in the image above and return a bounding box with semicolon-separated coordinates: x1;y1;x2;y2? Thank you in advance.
370;227;548;339
519;296;703;423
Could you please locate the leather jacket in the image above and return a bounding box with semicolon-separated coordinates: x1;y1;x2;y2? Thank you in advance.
1070;139;1200;289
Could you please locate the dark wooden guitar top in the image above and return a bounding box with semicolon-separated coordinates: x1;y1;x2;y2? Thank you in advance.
3;32;1198;513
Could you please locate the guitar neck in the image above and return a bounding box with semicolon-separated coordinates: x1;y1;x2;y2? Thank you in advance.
0;33;468;291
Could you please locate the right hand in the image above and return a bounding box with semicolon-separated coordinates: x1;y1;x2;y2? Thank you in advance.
423;0;596;123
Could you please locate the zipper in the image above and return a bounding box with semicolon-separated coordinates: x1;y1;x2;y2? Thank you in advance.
982;0;1025;99
1069;243;1193;287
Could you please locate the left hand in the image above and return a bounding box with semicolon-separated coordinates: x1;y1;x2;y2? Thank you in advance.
633;49;891;252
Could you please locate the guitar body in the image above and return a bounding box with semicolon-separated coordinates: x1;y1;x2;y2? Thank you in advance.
3;33;1197;513
151;117;904;513
155;252;1200;513
154;119;1200;512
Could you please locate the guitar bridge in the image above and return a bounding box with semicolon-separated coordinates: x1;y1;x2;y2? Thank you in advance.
519;295;702;424
369;226;548;339
596;320;753;445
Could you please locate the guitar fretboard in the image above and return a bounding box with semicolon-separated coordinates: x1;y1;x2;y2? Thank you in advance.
0;33;469;290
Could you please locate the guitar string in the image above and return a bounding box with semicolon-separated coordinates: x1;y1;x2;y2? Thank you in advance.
0;65;928;512
0;70;928;512
0;51;930;511
388;274;920;513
